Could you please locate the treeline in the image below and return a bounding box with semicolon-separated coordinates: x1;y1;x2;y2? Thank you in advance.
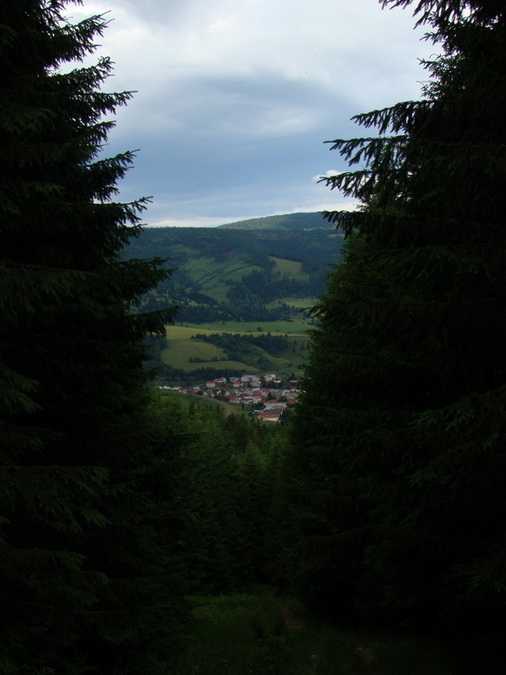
227;268;326;304
177;300;295;324
154;365;247;385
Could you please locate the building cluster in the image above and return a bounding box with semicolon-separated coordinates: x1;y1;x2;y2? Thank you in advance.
160;373;300;422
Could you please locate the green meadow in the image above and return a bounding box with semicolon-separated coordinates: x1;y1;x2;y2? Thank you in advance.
269;255;308;278
162;324;310;378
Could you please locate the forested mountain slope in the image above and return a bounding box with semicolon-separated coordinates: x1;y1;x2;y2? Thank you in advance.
123;215;344;323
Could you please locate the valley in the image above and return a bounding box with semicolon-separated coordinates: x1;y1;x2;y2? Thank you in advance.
126;213;342;385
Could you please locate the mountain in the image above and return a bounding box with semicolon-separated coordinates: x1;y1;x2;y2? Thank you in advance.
218;212;332;230
123;212;344;324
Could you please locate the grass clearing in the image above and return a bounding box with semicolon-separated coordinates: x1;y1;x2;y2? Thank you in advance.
162;339;226;361
269;256;307;278
174;592;459;675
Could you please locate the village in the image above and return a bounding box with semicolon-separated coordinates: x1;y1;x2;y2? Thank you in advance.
160;373;300;422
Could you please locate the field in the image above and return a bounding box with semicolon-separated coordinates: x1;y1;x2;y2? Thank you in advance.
269;256;308;278
162;323;311;378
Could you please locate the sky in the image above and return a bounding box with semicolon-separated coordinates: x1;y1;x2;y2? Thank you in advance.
69;0;437;227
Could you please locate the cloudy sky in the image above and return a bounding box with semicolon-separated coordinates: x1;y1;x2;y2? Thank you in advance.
70;0;436;227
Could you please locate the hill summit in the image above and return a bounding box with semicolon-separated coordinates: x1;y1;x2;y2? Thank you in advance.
218;212;333;231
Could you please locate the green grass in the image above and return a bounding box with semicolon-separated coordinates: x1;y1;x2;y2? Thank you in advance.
162;326;310;377
161;351;258;374
269;256;307;278
174;593;459;675
163;338;226;361
183;257;263;303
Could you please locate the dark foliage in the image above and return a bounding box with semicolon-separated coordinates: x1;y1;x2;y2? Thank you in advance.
287;0;506;665
0;2;185;672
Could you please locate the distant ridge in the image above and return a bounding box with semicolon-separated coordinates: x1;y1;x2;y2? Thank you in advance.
218;212;331;231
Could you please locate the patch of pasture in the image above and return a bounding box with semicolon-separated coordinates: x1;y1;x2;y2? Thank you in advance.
269;256;307;278
162;324;310;377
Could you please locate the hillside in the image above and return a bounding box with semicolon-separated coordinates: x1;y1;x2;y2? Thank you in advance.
123;212;344;325
217;211;332;230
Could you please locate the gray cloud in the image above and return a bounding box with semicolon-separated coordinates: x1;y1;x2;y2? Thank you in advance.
72;0;436;225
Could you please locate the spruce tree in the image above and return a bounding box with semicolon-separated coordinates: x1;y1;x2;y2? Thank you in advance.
0;2;184;672
289;0;506;654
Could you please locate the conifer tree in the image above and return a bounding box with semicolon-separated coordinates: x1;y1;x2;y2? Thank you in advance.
0;2;184;672
289;0;506;653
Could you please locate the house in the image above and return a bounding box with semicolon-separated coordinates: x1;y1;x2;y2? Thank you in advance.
258;410;281;422
241;374;261;384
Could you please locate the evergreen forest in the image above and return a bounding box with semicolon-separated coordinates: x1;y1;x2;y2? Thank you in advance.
1;0;506;673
